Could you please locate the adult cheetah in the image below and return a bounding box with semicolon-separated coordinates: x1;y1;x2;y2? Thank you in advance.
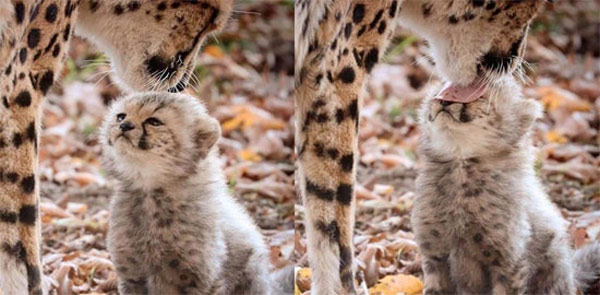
295;0;549;294
0;1;232;294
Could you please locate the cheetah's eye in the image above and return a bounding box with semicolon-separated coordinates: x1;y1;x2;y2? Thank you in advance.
145;117;163;126
116;113;126;122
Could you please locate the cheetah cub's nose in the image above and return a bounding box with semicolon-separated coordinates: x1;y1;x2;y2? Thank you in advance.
119;122;135;132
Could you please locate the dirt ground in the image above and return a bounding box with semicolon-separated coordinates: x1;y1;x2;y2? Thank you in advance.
294;1;600;293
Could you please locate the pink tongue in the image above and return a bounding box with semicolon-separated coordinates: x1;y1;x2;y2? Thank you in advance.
435;80;489;103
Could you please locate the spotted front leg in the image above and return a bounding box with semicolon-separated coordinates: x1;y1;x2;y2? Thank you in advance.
295;1;400;294
0;1;78;295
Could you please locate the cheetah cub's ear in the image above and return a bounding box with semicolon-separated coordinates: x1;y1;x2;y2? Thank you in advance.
194;115;221;160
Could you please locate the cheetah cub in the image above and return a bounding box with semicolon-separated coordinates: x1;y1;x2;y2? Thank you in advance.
100;93;278;295
413;78;600;294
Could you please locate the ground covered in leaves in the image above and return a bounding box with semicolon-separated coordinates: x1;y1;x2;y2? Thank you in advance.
38;2;294;294
294;2;600;294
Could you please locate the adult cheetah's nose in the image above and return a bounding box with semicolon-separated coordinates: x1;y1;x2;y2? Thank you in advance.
120;121;135;132
439;100;454;107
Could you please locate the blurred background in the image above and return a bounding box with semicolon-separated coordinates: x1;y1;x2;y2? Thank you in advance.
294;1;600;294
39;1;293;294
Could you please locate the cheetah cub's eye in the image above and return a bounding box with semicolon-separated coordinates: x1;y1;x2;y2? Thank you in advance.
116;113;126;122
145;117;163;126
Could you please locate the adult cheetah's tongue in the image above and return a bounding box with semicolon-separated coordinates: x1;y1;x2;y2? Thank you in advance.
435;80;489;103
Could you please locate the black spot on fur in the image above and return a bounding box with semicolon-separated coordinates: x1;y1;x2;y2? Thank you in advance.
52;44;61;57
339;154;354;172
364;48;379;73
316;220;340;242
27;263;40;292
45;4;58;22
39;70;54;94
6;173;19;183
389;0;398;17
0;210;18;223
114;4;124;15
338;67;355;84
128;1;140;11
336;183;353;205
90;1;100;12
348;99;358;121
15;91;32;107
19;48;27;64
378;21;386;34
472;0;485;7
157;2;167;10
21;175;35;194
431;229;441;237
169;259;180;268
19;205;36;225
449;15;459;24
344;23;352;39
327;148;339;159
353;4;365;23
15;2;26;24
369;9;383;29
422;2;433;17
13;133;22;147
305;179;334;201
63;24;71;41
27;29;41;48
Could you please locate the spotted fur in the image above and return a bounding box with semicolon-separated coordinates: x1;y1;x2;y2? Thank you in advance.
295;1;547;294
100;92;279;295
0;1;232;294
415;78;599;295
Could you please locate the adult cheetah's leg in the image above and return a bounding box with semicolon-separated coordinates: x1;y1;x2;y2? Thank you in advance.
0;1;79;294
295;1;399;294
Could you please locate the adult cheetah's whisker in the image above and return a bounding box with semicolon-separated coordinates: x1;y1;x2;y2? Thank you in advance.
231;10;260;16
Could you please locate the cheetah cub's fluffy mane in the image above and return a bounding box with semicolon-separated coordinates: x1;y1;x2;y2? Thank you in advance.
100;93;292;294
414;78;600;294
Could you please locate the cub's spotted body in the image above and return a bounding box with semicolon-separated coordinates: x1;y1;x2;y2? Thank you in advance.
414;79;600;295
296;0;546;293
0;1;232;294
101;93;275;295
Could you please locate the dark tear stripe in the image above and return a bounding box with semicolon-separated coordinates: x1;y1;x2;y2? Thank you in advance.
305;178;334;201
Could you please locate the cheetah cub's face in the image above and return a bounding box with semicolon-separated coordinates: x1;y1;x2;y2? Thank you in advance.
100;93;220;187
420;79;543;158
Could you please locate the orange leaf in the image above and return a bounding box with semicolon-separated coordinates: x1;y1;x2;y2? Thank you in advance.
238;149;262;162
545;131;567;144
204;45;225;59
296;268;311;293
369;274;423;295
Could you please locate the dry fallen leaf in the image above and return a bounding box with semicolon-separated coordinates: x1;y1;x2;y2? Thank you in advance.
369;274;423;295
296;268;312;293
